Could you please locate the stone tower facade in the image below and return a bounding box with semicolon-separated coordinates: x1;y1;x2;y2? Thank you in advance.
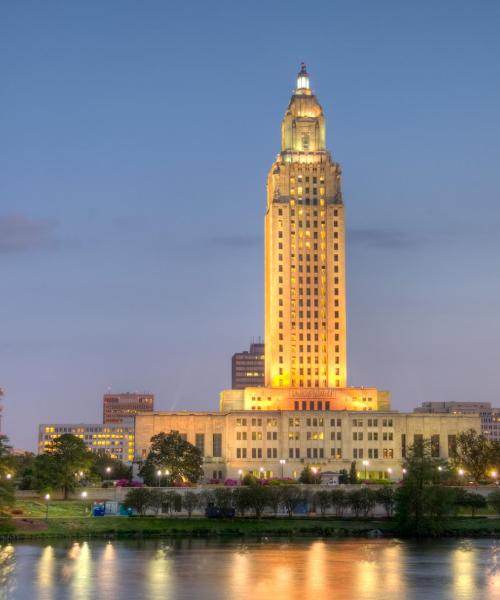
264;64;346;389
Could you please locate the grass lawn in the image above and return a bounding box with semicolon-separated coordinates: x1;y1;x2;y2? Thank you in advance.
10;499;90;518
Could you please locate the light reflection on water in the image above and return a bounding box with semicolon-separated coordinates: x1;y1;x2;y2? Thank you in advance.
1;538;500;600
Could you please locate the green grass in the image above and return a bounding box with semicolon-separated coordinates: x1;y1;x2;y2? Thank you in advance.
10;499;90;518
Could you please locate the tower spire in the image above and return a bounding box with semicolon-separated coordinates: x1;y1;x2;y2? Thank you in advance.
296;62;310;92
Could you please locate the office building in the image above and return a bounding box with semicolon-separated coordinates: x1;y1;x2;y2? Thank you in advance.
232;342;265;389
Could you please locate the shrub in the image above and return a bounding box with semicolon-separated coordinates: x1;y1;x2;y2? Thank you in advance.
298;465;320;484
214;488;233;510
454;490;487;516
242;473;258;486
488;490;500;516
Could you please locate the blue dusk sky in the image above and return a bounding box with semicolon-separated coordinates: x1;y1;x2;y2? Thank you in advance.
1;1;500;451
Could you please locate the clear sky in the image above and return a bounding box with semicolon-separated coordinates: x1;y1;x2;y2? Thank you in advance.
1;1;500;451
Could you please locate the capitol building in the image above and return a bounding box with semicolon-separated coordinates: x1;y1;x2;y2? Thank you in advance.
133;66;478;479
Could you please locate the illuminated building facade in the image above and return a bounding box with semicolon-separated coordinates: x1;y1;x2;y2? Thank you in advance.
38;423;135;463
221;65;389;412
232;342;265;389
135;411;480;481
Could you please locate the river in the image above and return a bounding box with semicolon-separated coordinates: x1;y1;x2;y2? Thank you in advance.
1;538;500;599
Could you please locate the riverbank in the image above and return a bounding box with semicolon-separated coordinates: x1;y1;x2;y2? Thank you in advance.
2;515;500;541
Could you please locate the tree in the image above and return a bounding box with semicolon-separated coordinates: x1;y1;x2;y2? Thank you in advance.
241;473;258;486
214;488;233;511
395;440;450;536
298;465;320;484
182;491;200;517
488;490;500;516
91;450;131;481
454;490;487;517
338;469;349;485
376;486;396;518
315;490;331;516
245;485;270;518
139;431;203;485
8;452;36;490
453;429;493;483
330;489;347;517
349;462;358;484
0;435;14;512
233;487;251;517
347;489;364;517
34;434;94;499
279;486;304;518
162;491;182;514
124;488;157;515
267;486;281;516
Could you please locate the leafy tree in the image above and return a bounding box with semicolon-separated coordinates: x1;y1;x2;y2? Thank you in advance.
0;435;13;476
267;486;281;515
91;450;131;481
330;489;348;517
488;490;500;516
359;488;377;517
233;487;251;516
376;486;396;517
245;484;270;518
349;462;358;484
9;452;36;490
139;431;203;485
454;490;487;517
182;491;200;517
338;469;349;485
424;486;456;520
198;489;215;510
315;490;331;516
0;435;14;512
124;488;157;515
162;491;182;514
214;488;233;511
279;486;304;518
33;434;93;499
298;465;320;484
347;489;363;517
395;440;450;536
453;429;493;483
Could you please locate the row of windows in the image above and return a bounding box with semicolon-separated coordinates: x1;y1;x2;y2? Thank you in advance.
353;448;394;459
352;418;392;427
353;431;394;441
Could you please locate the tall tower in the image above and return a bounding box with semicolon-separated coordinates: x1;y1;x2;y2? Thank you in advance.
264;64;347;389
220;64;389;413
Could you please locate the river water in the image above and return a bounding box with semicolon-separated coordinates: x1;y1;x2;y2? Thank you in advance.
1;538;500;600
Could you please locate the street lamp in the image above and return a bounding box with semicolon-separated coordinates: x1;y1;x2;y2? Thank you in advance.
492;470;498;484
5;473;12;480
259;467;265;479
106;466;112;476
44;493;50;520
362;460;369;481
81;491;88;499
279;459;286;479
387;467;392;479
238;469;243;480
157;470;162;487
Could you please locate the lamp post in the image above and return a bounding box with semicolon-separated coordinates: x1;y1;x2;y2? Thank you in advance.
387;467;392;480
157;470;162;487
106;466;112;477
81;490;88;515
44;494;50;520
259;467;265;480
492;470;498;485
279;459;286;479
362;460;369;481
165;469;170;486
6;473;12;480
238;469;243;481
402;468;407;480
